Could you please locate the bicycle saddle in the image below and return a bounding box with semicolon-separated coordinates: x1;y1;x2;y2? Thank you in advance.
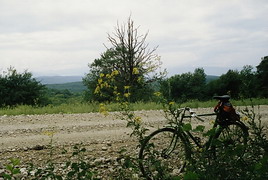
213;95;230;101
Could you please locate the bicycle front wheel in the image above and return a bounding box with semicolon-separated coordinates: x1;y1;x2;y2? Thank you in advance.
213;121;249;159
139;128;187;180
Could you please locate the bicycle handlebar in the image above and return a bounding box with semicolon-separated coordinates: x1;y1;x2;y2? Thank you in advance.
182;107;216;122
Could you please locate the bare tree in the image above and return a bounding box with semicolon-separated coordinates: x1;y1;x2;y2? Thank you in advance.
106;16;162;85
84;16;164;102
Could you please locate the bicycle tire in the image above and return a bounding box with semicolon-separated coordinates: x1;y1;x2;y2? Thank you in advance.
139;127;187;180
212;121;249;160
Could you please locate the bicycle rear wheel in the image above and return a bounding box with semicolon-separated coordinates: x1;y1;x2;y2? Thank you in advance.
213;121;249;160
139;128;187;180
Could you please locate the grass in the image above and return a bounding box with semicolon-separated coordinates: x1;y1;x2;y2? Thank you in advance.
180;98;268;108
0;98;267;116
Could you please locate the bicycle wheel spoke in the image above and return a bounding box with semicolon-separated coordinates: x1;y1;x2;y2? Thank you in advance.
139;128;186;179
213;122;248;159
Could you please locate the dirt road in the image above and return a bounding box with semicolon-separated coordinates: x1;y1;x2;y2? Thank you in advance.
0;106;267;178
0;110;167;151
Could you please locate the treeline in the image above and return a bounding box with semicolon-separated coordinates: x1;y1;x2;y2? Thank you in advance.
84;55;268;103
0;68;82;107
0;56;267;108
160;56;267;102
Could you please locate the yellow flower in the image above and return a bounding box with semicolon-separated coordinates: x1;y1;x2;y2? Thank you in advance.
103;82;109;88
154;92;162;97
242;116;248;121
134;116;142;124
94;86;100;94
209;120;215;125
132;68;139;75
98;78;103;84
124;93;131;98
42;131;55;137
137;77;142;83
111;70;119;76
124;86;131;90
169;101;175;105
106;74;112;79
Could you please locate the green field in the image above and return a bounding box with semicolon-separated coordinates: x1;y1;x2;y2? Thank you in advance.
0;98;267;116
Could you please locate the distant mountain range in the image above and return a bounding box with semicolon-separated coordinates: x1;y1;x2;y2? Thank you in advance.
36;75;219;93
206;75;219;83
36;76;83;84
36;75;219;85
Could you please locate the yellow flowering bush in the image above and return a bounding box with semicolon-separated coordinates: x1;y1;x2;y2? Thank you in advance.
132;68;139;75
94;71;118;99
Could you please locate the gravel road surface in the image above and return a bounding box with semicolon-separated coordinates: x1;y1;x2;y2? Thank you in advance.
0;106;267;178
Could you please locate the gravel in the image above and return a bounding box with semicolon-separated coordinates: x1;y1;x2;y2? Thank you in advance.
0;106;267;178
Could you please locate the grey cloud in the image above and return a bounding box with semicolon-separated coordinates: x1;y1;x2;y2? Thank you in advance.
0;0;267;76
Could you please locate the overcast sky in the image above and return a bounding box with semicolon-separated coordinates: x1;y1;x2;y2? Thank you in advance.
0;0;267;77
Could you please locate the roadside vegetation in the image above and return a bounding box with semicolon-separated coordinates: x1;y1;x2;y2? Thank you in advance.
0;98;267;116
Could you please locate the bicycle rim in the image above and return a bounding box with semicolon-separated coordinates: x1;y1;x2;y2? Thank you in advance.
213;121;248;159
139;128;187;180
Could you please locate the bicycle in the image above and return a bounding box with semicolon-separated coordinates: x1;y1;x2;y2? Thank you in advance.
139;96;249;179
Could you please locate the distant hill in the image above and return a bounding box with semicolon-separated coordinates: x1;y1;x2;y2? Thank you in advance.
36;76;83;84
206;75;219;83
45;81;87;93
39;75;219;93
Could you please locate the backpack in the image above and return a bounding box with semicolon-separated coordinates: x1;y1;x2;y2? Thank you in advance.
214;101;240;122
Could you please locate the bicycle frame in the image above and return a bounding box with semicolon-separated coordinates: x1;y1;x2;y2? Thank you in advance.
179;107;247;152
139;106;249;179
174;108;220;151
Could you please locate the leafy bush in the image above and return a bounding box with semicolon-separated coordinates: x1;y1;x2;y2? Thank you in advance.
0;67;48;107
